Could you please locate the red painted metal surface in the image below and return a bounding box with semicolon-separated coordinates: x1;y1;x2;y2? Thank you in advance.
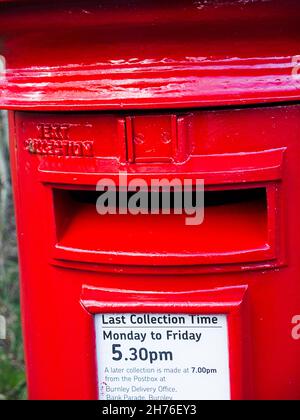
1;0;300;400
0;0;300;110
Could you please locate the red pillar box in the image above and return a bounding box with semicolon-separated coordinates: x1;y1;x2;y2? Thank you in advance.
1;0;300;400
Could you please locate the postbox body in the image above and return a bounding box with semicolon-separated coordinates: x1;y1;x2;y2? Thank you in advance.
1;0;300;400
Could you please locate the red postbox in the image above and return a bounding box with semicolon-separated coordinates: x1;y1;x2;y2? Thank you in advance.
1;0;300;400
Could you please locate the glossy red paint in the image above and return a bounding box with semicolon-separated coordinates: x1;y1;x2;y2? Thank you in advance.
0;0;300;110
1;0;300;400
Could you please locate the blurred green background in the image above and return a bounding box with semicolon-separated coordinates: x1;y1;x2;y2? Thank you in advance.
0;111;26;400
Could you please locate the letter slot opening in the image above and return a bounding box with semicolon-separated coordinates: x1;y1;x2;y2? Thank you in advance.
53;186;274;266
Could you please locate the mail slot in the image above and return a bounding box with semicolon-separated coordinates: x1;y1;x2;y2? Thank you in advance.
53;187;270;265
1;0;300;400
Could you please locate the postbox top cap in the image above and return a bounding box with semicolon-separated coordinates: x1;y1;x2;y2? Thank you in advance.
0;0;300;110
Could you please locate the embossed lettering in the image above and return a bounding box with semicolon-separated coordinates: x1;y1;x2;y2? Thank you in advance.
25;123;94;157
